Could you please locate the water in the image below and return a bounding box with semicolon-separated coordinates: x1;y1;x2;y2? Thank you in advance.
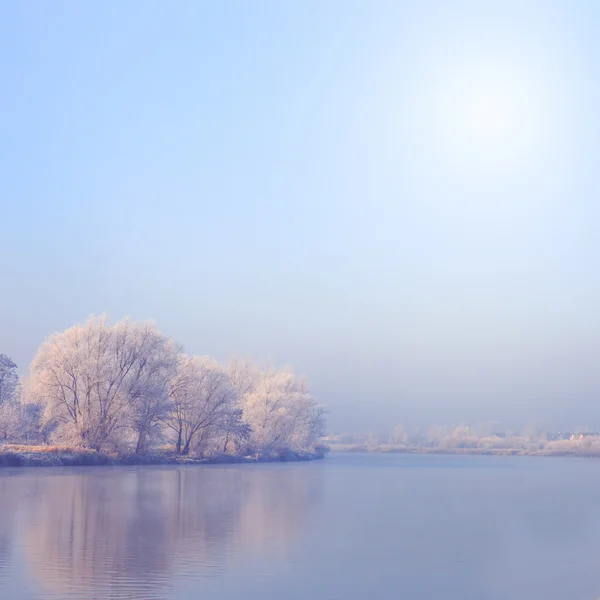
1;453;600;600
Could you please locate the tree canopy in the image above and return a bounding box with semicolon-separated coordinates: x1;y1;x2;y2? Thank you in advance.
1;316;326;457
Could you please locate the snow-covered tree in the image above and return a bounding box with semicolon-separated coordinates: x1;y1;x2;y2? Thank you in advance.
29;316;179;452
0;354;18;405
229;359;326;455
392;424;408;445
12;321;327;457
0;355;22;442
166;356;244;456
0;400;20;442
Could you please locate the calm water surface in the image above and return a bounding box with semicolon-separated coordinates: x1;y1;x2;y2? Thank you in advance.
1;453;600;600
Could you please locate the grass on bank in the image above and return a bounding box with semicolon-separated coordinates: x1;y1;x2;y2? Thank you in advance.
0;444;328;467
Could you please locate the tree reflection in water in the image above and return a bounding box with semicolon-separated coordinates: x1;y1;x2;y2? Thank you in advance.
14;465;323;600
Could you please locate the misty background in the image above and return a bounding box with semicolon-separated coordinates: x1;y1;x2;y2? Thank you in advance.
2;0;600;433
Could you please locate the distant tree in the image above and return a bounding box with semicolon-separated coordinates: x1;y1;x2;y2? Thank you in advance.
427;425;451;447
472;421;501;438
522;423;547;443
452;425;471;439
0;354;18;405
392;424;408;445
366;432;382;447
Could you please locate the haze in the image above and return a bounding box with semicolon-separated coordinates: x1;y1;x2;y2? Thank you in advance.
2;0;599;432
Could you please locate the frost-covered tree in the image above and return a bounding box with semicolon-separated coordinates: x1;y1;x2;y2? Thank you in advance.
426;425;452;447
166;356;244;456
18;400;45;445
230;359;326;455
124;331;180;454
392;424;408;445
29;316;179;452
0;355;22;442
15;321;326;457
228;356;257;399
0;354;18;405
0;400;20;442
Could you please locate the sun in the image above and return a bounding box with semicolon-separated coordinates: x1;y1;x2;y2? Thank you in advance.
428;59;542;177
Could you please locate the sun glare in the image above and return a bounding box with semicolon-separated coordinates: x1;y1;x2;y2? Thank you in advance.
429;60;544;177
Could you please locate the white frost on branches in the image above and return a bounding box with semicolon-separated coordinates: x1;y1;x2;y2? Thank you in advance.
29;317;179;452
228;357;326;455
8;317;327;456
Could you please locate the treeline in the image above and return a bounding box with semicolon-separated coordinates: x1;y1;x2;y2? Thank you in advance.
327;423;599;453
0;317;326;459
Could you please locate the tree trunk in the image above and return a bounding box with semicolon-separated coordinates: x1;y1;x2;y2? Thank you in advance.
135;431;146;454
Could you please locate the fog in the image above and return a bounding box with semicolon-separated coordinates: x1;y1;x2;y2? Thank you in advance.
2;1;600;433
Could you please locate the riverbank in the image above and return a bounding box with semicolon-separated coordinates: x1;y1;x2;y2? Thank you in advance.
329;443;600;458
0;445;327;467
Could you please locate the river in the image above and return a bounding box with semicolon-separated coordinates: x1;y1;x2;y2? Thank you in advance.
1;453;599;599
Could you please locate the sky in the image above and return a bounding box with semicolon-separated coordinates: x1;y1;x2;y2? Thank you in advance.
2;0;600;432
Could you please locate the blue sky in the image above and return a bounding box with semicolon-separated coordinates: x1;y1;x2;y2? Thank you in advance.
2;1;600;431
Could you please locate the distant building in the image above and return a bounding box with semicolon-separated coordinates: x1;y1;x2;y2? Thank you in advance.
547;432;573;442
570;432;599;441
546;432;598;442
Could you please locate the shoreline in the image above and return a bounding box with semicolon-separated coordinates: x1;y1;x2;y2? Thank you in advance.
328;445;600;459
0;447;326;468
